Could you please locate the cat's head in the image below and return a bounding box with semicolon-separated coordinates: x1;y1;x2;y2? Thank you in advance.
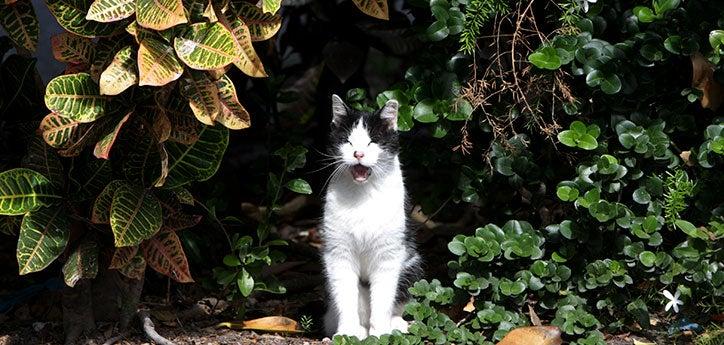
328;94;399;184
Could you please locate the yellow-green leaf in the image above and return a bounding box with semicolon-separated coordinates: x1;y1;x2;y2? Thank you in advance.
45;73;107;123
0;1;39;51
135;0;186;30
93;112;131;159
165;125;228;188
110;183;162;247
38;113;81;148
180;70;219;125
47;0;125;37
233;1;281;42
352;0;388;20
86;0;135;22
138;38;184;86
51;32;93;64
90;37;132;82
260;0;280;14
17;205;70;274
0;169;62;216
174;22;240;70
62;240;98;287
218;11;266;77
91;179;124;223
99;45;137;95
215;75;250;129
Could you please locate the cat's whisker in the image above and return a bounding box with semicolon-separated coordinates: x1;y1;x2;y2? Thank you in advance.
308;160;345;174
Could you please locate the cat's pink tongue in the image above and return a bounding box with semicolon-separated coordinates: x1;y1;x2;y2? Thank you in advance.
351;165;370;181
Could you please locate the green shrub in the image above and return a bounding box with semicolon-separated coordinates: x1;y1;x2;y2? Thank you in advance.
338;0;723;343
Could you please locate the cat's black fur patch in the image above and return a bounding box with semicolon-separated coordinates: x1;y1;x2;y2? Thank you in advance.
329;103;400;158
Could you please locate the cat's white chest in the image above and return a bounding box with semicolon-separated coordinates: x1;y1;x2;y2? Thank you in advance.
323;170;406;243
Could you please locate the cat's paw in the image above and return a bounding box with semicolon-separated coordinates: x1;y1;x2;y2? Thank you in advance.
391;316;409;333
335;324;368;339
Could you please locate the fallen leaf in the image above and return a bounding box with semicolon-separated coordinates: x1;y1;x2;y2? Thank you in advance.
217;316;303;333
463;296;475;312
679;151;694;166
496;326;562;345
633;339;656;345
528;304;542;326
691;53;723;110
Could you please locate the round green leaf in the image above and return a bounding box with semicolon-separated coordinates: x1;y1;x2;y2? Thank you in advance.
638;251;656;267
557;130;577;147
413;99;438;123
426;21;449;42
556;186;579;201
577;134;599;150
238;268;254;297
286;178;312;195
633;6;656;23
632;187;651;204
528;46;561;70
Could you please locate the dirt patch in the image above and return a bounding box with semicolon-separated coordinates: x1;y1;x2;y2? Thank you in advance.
0;321;328;345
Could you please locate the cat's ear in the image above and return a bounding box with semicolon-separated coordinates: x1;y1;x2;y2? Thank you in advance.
331;94;347;125
380;99;399;130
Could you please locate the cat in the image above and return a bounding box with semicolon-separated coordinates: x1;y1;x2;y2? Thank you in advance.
321;94;422;339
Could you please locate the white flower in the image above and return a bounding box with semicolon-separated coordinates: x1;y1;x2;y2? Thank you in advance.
662;289;683;313
577;0;598;13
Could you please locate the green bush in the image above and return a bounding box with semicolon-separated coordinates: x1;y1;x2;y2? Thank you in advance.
337;0;723;344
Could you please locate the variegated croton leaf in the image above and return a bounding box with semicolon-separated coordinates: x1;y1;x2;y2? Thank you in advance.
138;38;184;86
17;205;70;275
0;1;39;51
62;239;99;287
142;231;193;282
51;32;93;64
0;168;61;216
109;182;162;247
232;1;281;42
173;22;239;70
86;0;135;23
44;72;107;123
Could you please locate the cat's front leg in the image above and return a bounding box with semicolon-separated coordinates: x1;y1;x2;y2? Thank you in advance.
325;257;367;339
368;262;402;337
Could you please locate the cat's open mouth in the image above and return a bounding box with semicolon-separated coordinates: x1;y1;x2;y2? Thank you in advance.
351;164;371;182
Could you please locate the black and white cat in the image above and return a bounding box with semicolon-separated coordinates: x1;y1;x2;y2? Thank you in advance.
321;95;421;339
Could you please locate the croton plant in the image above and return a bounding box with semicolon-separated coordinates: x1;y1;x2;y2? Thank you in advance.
0;0;283;286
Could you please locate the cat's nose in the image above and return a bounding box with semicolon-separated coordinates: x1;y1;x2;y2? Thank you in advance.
354;151;364;159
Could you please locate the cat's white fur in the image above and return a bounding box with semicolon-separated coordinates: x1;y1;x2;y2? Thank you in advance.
322;101;414;339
